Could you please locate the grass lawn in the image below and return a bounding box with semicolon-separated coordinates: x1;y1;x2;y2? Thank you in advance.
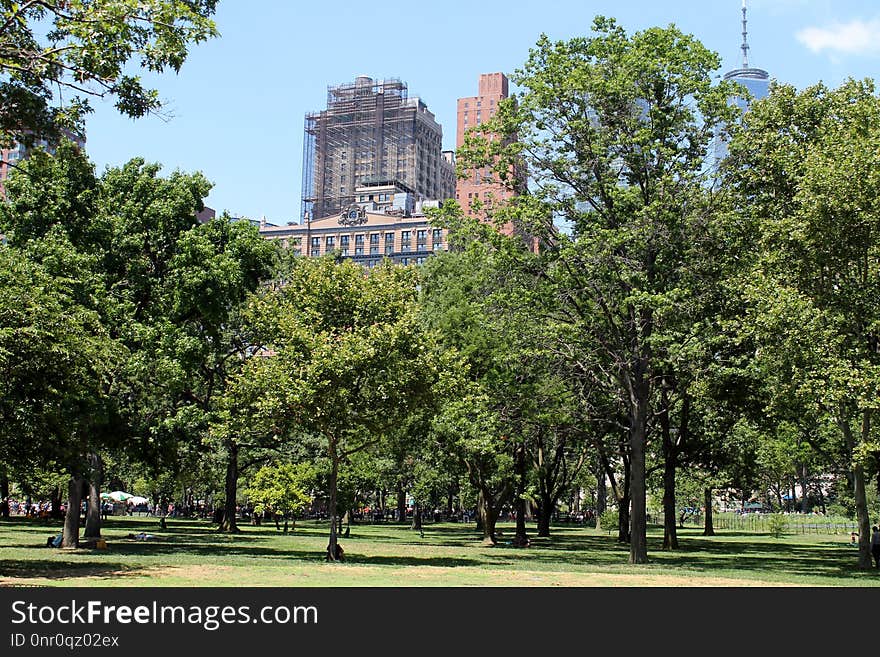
1;515;878;587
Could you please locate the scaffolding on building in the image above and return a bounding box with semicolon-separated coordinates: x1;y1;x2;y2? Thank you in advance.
301;76;451;223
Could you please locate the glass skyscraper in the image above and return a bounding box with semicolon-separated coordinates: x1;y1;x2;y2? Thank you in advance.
713;1;770;166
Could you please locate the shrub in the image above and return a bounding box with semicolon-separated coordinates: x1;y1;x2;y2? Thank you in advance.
768;514;788;538
599;509;618;534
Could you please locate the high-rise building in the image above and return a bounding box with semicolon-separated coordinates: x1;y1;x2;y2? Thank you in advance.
455;72;516;227
715;1;770;165
301;76;454;222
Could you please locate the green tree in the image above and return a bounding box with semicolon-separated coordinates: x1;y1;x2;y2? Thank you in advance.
727;78;880;568
0;0;218;147
458;17;739;562
1;143;275;543
0;246;118;546
237;257;435;560
243;462;314;532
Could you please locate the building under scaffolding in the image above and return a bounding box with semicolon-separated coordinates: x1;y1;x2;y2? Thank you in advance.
301;76;455;222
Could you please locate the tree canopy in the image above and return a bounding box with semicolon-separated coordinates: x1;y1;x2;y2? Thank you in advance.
0;0;218;147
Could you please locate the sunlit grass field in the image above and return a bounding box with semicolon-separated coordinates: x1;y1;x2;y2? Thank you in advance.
1;515;878;587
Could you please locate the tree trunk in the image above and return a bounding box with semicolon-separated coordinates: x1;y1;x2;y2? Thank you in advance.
661;449;678;550
534;438;553;537
702;487;715;536
0;469;9;518
218;441;240;533
61;476;83;548
629;381;649;563
84;453;103;538
326;439;341;562
596;461;607;516
411;502;422;530
618;494;630;543
616;453;632;544
536;496;552;537
513;443;529;547
477;488;499;545
660;386;678;550
798;464;811;514
396;488;406;524
838;411;872;568
594;461;606;531
50;485;64;520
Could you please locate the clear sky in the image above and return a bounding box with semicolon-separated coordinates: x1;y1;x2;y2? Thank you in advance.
82;0;880;226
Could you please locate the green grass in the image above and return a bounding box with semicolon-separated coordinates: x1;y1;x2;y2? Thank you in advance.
1;515;878;587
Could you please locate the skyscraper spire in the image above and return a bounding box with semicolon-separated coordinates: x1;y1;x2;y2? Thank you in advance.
741;0;750;68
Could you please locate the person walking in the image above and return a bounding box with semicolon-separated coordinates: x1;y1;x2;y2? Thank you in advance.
871;525;880;569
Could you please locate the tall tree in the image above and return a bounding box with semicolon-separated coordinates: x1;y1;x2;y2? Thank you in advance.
237;257;434;561
727;78;880;568
459;17;739;562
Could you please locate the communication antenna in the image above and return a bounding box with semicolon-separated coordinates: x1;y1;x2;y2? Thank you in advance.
741;0;750;68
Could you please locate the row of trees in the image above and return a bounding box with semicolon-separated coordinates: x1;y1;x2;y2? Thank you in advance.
1;9;878;568
449;17;880;566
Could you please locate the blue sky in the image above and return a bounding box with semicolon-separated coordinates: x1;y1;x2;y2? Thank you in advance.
82;0;880;225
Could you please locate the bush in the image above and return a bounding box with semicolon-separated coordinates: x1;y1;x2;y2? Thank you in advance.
768;514;788;538
598;509;618;534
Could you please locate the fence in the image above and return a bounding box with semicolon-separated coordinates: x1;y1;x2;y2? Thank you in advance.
678;512;859;535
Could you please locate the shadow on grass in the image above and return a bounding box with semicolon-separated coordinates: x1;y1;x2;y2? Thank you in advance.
345;555;482;568
0;559;144;581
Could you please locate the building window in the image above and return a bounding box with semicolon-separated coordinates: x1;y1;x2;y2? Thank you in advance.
402;244;410;253
401;231;410;243
341;235;349;247
311;237;320;247
370;233;379;244
370;246;379;255
355;234;364;245
326;236;335;248
432;229;442;242
385;233;394;243
341;248;349;256
355;246;364;255
416;230;426;242
311;249;320;257
401;257;409;265
385;245;394;255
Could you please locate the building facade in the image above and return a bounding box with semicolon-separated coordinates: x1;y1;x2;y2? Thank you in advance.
455;72;515;225
262;181;447;267
301;76;455;223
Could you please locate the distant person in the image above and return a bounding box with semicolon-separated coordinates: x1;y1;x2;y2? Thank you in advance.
871;526;880;568
850;532;859;547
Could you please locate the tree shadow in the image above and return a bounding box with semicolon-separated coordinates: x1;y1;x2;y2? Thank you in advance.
0;559;145;581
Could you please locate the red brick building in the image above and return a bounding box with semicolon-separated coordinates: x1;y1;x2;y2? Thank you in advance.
455;73;515;230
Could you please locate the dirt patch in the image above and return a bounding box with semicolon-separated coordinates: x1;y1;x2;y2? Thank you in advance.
0;564;806;587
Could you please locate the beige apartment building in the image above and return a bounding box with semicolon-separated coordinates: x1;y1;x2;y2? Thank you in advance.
260;181;447;267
